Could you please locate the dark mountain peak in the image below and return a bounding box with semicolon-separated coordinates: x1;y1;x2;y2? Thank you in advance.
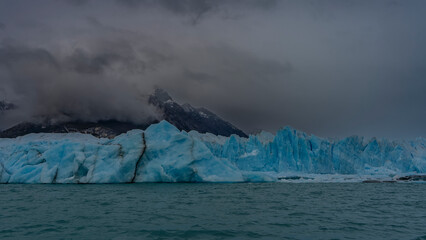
0;100;15;112
0;120;156;139
1;89;248;138
152;88;173;103
149;89;248;138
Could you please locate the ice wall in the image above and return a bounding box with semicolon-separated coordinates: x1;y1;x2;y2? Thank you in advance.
0;121;244;183
190;127;426;175
0;121;425;183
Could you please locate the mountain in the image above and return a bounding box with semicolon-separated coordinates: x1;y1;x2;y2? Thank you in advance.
0;101;15;113
0;89;247;138
148;89;248;138
0;120;155;139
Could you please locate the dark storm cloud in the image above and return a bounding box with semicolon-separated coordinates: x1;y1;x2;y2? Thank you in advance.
116;0;277;13
0;0;425;138
0;44;59;70
0;40;160;128
65;44;146;75
116;0;214;12
0;22;5;30
116;0;277;24
115;0;217;20
154;0;215;24
64;0;90;6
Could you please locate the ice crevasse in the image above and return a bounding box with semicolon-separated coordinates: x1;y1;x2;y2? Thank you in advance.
0;121;425;183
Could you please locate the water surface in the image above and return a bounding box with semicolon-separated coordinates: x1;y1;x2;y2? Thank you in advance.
1;183;425;239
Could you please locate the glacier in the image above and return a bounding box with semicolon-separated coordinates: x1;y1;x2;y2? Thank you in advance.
0;120;425;183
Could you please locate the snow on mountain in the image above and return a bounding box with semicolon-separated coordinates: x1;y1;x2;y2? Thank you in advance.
0;89;247;138
0;121;424;183
149;89;248;138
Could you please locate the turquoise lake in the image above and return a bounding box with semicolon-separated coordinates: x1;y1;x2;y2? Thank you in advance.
1;183;425;239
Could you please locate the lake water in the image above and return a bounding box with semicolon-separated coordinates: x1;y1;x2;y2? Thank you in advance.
0;183;425;239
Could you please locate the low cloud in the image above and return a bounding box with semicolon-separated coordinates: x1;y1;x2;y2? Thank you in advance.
0;41;160;128
0;0;425;138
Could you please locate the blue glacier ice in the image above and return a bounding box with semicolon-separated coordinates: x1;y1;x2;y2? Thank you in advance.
0;121;425;183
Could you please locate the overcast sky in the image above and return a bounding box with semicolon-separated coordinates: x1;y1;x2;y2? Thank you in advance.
0;0;425;138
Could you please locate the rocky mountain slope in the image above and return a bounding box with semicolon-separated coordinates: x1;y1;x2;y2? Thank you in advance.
148;89;247;138
0;101;14;113
0;89;247;138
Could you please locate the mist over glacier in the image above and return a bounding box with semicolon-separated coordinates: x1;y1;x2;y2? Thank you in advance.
1;121;424;183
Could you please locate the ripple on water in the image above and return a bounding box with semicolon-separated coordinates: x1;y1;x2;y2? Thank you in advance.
0;183;425;239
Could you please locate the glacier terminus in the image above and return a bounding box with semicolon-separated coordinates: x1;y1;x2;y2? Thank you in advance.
0;121;425;183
